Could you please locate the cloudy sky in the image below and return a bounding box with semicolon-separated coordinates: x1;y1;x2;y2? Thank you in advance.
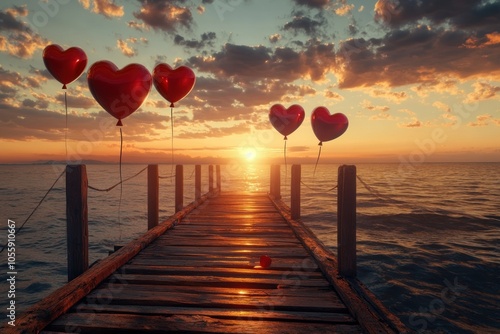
1;0;499;164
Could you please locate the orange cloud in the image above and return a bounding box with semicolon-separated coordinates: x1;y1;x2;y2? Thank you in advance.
464;82;500;103
0;6;48;58
80;0;124;18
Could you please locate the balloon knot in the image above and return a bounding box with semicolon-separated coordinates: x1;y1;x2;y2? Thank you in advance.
62;84;67;89
318;142;323;146
170;102;175;108
283;136;288;140
116;119;123;126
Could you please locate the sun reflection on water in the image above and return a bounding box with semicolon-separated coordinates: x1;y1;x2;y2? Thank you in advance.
239;164;267;192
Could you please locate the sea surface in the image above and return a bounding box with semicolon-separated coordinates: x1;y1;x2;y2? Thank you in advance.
0;163;499;333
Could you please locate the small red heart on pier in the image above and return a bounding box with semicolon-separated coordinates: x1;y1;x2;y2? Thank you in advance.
260;255;272;268
269;104;305;139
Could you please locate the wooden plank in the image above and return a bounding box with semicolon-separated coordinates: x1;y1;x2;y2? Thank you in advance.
45;313;364;334
105;273;331;289
68;304;356;324
82;287;346;312
118;265;324;279
155;236;302;246
127;257;319;271
95;283;334;298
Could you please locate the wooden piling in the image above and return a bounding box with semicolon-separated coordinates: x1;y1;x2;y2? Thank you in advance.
66;165;88;282
270;165;281;199
195;165;202;200
147;164;159;230
291;164;301;220
337;165;357;277
216;165;221;192
175;165;183;212
209;165;214;193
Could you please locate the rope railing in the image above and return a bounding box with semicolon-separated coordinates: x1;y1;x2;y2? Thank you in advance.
300;180;337;193
0;169;65;253
87;166;148;192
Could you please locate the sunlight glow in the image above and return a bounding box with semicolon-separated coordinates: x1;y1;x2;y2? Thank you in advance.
243;148;257;162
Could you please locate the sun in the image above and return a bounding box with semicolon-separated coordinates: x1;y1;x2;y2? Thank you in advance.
243;148;257;162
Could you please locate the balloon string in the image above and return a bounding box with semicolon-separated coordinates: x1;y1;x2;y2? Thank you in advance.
118;127;123;240
64;91;68;162
170;107;174;180
284;138;288;184
313;144;322;177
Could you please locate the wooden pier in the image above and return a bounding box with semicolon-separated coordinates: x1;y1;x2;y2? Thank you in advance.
8;165;408;334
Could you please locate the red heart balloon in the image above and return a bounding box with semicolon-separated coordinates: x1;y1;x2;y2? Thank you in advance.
269;104;305;139
87;61;152;126
311;107;349;144
43;44;87;89
153;64;196;107
260;255;272;268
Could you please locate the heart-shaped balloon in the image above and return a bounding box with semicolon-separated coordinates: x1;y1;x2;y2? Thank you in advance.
87;61;152;126
153;64;196;107
311;107;349;144
43;44;87;89
269;104;305;139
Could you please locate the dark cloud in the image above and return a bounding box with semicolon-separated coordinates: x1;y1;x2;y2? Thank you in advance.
188;39;336;83
0;6;48;58
174;32;217;51
292;0;330;9
283;15;324;36
0;6;28;31
133;0;194;33
375;0;498;31
337;0;500;88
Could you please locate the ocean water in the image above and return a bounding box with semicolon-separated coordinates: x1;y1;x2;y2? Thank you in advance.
0;163;499;333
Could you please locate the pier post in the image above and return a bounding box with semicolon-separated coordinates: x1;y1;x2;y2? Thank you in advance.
209;165;214;193
66;165;88;282
147;165;159;230
270;165;281;199
337;165;357;277
216;165;221;192
291;164;301;220
195;165;202;200
175;165;184;212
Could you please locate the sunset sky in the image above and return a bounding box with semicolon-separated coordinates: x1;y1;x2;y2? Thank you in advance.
1;0;499;164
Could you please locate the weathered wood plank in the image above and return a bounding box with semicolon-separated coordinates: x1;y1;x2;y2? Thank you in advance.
96;282;335;297
127;257;319;271
68;304;356;324
104;273;331;289
118;265;323;279
45;313;364;334
155;236;301;246
82;287;346;312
